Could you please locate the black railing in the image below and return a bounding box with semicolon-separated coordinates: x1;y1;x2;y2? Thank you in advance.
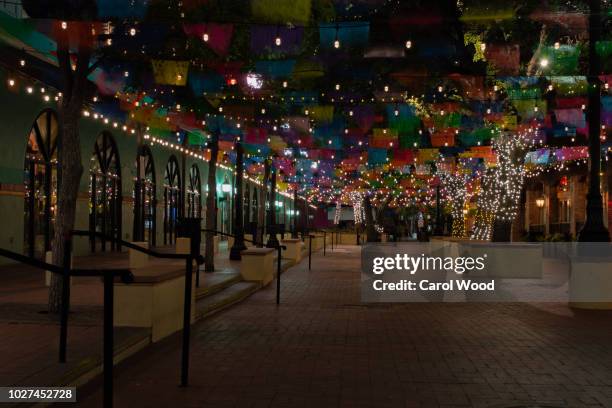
0;240;132;408
201;228;287;305
72;229;204;392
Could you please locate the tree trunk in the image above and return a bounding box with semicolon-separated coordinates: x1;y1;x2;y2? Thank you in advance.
364;196;378;242
451;217;466;238
526;24;549;76
48;28;89;313
492;220;512;242
204;138;218;272
257;159;270;246
48;112;84;312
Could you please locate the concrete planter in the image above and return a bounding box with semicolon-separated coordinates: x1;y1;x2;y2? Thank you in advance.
240;248;275;285
281;238;303;263
569;256;612;310
114;266;196;342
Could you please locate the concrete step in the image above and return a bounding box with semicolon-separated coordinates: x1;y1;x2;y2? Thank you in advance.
195;269;241;299
195;281;260;320
10;327;151;408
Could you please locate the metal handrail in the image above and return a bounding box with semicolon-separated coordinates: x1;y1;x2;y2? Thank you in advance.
72;229;204;397
0;243;132;408
72;230;195;260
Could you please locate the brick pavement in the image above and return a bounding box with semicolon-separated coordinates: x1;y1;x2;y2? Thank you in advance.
74;245;612;408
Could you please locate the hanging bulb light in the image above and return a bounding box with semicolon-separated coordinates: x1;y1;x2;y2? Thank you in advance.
334;24;340;49
405;40;412;49
282;80;288;88
275;26;282;46
202;24;209;42
335;83;340;90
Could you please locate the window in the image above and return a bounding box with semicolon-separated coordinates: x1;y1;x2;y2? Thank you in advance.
133;146;156;246
187;164;201;218
163;156;181;244
24;109;58;258
89;132;121;251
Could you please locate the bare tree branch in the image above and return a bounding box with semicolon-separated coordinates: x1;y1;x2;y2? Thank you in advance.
526;23;549;76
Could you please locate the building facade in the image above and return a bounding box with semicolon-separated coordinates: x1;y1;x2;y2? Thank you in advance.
0;68;300;263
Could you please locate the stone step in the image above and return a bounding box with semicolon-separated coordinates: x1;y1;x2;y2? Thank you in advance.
8;327;151;408
195;281;260;320
195;269;241;300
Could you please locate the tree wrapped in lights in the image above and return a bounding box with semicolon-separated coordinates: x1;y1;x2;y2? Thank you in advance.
333;200;342;225
350;192;365;225
471;168;497;241
442;172;471;238
472;132;528;241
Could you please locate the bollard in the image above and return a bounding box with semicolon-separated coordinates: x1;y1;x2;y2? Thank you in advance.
103;273;114;408
323;231;326;256
59;237;71;363
308;235;312;271
276;246;284;305
181;253;194;386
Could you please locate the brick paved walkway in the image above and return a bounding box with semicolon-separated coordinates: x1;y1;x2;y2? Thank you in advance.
77;245;612;408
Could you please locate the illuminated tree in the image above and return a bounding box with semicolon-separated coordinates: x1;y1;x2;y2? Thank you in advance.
442;172;471;238
472;132;528;241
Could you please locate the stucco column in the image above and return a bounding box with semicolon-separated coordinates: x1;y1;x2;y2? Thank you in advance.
570;175;577;237
230;143;247;260
266;166;280;248
544;183;551;236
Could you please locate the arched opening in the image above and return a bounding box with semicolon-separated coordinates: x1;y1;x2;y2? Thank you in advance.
24;109;59;258
163;156;181;245
89;132;122;251
186;164;201;218
133;145;156;246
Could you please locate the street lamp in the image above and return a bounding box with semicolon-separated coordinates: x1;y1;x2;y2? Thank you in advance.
221;176;231;193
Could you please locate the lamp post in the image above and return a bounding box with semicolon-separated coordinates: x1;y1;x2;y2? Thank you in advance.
536;196;545;225
266;166;280;248
221;175;231;234
230;142;247;260
579;0;610;242
292;187;298;238
434;184;443;235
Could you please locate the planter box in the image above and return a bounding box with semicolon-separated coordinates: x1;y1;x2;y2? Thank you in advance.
114;263;195;342
240;248;276;285
569;255;612;309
